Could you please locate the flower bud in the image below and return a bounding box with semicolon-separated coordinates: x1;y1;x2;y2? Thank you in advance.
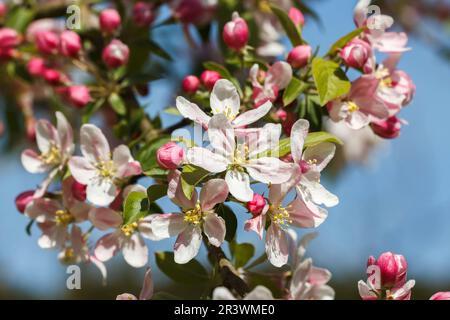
35;31;59;54
391;70;415;106
246;193;266;217
200;70;221;91
223;12;249;51
15;190;35;213
0;28;21;49
156;142;185;170
288;7;305;27
430;292;450;300
287;45;312;69
375;252;408;288
370;116;402;139
67;85;91;108
99;9;121;34
182;75;200;94
173;0;214;25
27;57;46;77
43;68;62;85
59;30;81;57
72;180;87;202
339;38;372;69
102;39;130;68
133;2;155;27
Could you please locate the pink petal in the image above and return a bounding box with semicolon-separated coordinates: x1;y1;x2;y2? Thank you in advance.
167;169;198;209
21;149;51;173
139;268;154;300
89;207;123;230
94;232;121;262
265;224;289;267
186;147;229;173
290;119;309;164
203;213;226;247
174;225;202;264
200;179;229;211
113;145;142;178
246;157;294;184
80;124;110;163
266;61;292;90
147;213;187;240
122;233;148;268
176;96;210;128
55;111;74;156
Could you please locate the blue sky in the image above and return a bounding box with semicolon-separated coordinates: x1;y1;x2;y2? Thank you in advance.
1;0;450;297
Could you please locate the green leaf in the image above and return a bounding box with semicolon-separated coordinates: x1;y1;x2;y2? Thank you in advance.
6;8;34;32
108;93;126;115
147;184;168;202
144;167;169;177
164;107;180;116
257;138;291;158
305;131;343;148
283;77;309;106
155;252;209;285
180;165;210;199
203;61;243;97
123;191;148;225
230;242;255;269
217;205;237;242
270;4;303;46
312;57;351;106
327;28;365;56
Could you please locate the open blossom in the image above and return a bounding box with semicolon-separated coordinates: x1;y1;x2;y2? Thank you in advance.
187;114;294;202
176;79;272;129
148;171;228;264
68;124;142;206
249;62;292;107
117;268;153;300
213;286;275;300
223;12;249;51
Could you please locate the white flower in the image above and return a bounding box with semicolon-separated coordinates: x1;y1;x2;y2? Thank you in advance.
213;286;275;300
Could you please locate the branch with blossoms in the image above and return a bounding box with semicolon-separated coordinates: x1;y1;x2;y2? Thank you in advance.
1;0;436;300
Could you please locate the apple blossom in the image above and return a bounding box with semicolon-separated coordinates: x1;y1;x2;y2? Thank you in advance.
147;171;228;264
200;70;221;91
35;30;59;54
0;28;21;49
368;252;408;289
223;12;249;52
71;180;87;202
15;190;35;213
43;69;62;85
176;79;273;129
287;45;312;69
187;114;294;202
156;142;185;170
59;30;81;57
27;57;46;77
172;0;217;25
68;124;142;206
117;268;153;300
102;39;130;68
66;85;92;109
0;2;6;18
213;286;275;300
289;7;305;27
249;62;292;107
182;75;200;94
430;292;450;300
339;38;372;69
99;9;121;34
246;193;266;217
370;116;403;139
133;2;155;27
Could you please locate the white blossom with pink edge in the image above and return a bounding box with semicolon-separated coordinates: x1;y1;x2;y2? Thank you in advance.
117;268;153;300
147;171;228;264
249;61;292;108
21;111;74;197
176;79;272;129
187;114;294;202
358;278;415;300
68;124;142;207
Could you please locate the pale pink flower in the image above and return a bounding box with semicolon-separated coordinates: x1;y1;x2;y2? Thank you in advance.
249;62;292;107
187;114;294;202
147;171;228;264
117;268;153;300
430;292;450;300
68;124;142;206
358;279;415;300
213;286;274;300
176;79;272;129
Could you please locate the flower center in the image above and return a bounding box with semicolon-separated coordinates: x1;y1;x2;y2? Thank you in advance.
40;144;62;165
60;248;76;264
224;106;236;121
96;160;116;179
55;210;74;226
347;101;360;113
258;0;272;13
121;222;138;237
269;204;292;226
183;201;203;225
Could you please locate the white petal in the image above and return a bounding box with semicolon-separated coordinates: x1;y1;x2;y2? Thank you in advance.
174;225;202;264
225;170;253;202
186;147;229;173
358;280;378;300
25;198;63;223
147;213;187;240
268;165;302;206
301;179;339;208
56;111;74;156
244;286;275;300
86;178;117;206
21;149;51;173
94;232;121;262
303;142;336;172
203;213;226;247
35;119;58;154
113;145;142;178
200;179;229;211
89;207;123;230
68;156;97;185
122;233;148;268
246;157;294;184
80;124;111;163
232;100;272;128
265;224;289;268
288;195;328;228
210;79;240;118
290;119;309;163
176;96;210;127
212;287;237;300
208;114;235;159
266;61;292;90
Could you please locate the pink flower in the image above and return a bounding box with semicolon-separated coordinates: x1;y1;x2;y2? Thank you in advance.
156;142;185;170
43;68;62;85
27;57;46;77
26;18;65;43
370;116;402;139
391;70;415;106
59;30;81;57
369;252;408;289
249;62;292;107
35;31;59;54
68;124;142;206
223;12;249;51
147;171;228;264
358;279;415;300
117;268;153;300
66;85;91;108
246;193;266;217
99;9;121;34
287;45;312;69
430;292;450;300
0;28;21;49
200;70;221;91
176;79;272;129
182;75;200;94
15;190;35;213
288;7;305;27
102;39;129;68
133;2;155;27
0;2;7;18
340;38;372;69
172;0;216;25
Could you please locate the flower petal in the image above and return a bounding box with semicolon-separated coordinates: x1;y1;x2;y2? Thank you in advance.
232;100;272;128
265;224;289;268
244;212;266;240
21;149;51;173
244;286;275;300
68;156;97;185
139;268;154;300
86;178;117;206
113;145;142;178
290;119;309;164
80;124;110;163
288;196;328;228
266;61;292;90
167;170;198;209
212;287;237;300
246;157;294;184
147;213;187;240
122;233;148;268
200;179;229;211
203;213;226;247
225;170;253;202
210;79;240;118
174;225;202;264
56;111;74;156
89;207;123;230
176;96;210;128
208;114;235;159
303;142;336;172
116;293;138;300
186;147;229;173
25;198;63;223
94;232;121;262
36;119;58;154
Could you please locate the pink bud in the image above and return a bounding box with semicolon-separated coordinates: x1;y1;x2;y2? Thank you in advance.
27;57;46;77
43;68;62;85
15;190;35;213
339;38;372;69
182;75;200;94
223;12;249;51
133;2;155;27
59;30;81;57
275;109;288;121
375;252;408;288
288;7;305;27
67;85;91;108
102;39;129;68
99;9;121;34
173;0;214;25
200;70;221;91
0;2;7;18
367;255;376;267
370;116;402;139
246;193;266;217
156;142;185;170
430;292;450;300
391;70;415;106
287;45;312;69
0;28;21;49
35;31;59;54
71;180;87;202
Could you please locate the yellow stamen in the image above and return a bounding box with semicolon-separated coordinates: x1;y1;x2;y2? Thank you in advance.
96;160;116;179
258;0;272;13
40;145;61;165
269;204;292;226
121;222;139;237
347;101;360;113
184;201;203;225
55;210;74;226
60;248;75;264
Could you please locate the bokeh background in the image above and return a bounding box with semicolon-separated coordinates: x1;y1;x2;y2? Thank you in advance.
1;0;450;299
